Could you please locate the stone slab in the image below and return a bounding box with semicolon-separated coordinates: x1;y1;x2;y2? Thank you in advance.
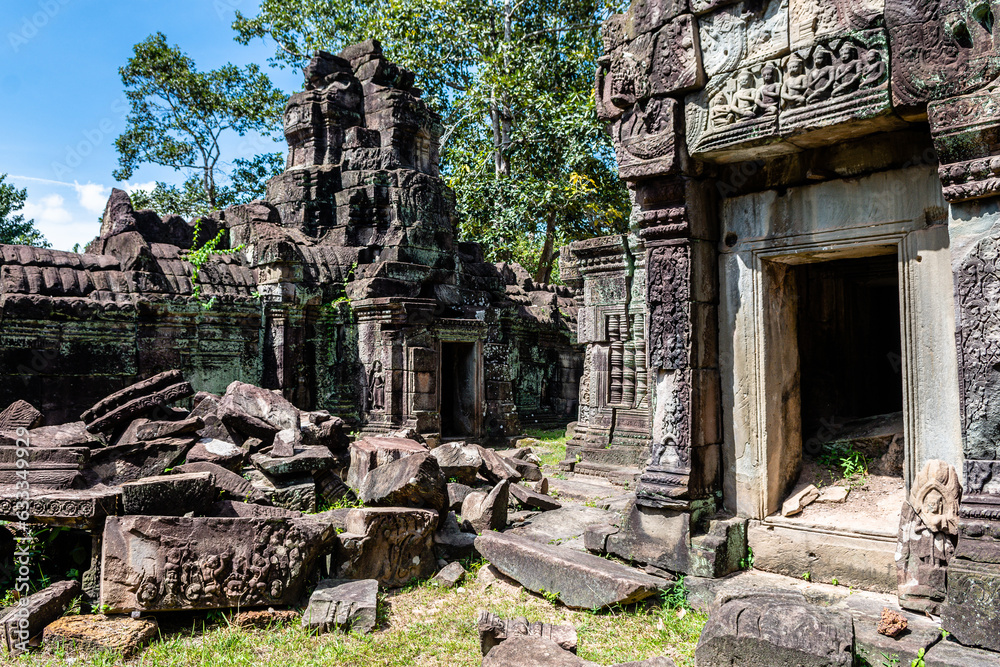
251;445;335;477
475;531;665;609
175;461;269;504
121;472;215;516
510;506;617;551
478;611;577;655
100;515;336;612
43;614;158;658
482;635;600;667
510;483;561;511
695;593;854;667
332;507;438;587
301;578;378;634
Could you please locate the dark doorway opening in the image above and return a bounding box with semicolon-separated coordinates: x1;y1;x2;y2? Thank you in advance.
797;254;904;437
441;342;478;438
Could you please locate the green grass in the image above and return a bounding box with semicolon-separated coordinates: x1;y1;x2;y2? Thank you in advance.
522;428;569;468
12;568;706;667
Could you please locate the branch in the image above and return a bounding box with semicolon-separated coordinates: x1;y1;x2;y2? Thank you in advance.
518;22;595;42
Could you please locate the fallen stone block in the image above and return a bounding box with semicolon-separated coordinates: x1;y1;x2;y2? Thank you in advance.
218;397;278;444
187;438;245;471
781;485;820;517
122;472;215;516
0;579;80;654
251;445;335;477
478;611;577;655
359;451;447;513
432;562;466;588
510;506;617;551
921;640;1000;667
448;482;475;511
245;469;316;512
232;609;299;628
301;579;378;634
175;461;270;504
42;614;158;658
854;607;939;667
482;636;599;667
0;487;121;529
474;531;665;609
533;478;549;494
0;400;43;430
84;373;194;435
462;481;509;533
434;512;477;561
209;500;302;519
510;483;561;511
347;436;427;490
0;446;89;489
504;458;542;482
315;469;356;504
223;381;301;432
816;486;849;503
270;428;300;457
476;445;522;484
332;507;438;587
87;437;193;486
431;442;483;484
23;423;102;448
695;593;853;667
100;515;337;612
135;417;203;441
584;525;619;553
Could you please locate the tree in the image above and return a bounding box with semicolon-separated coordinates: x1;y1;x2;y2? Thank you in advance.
0;174;50;248
233;0;630;282
129;153;285;218
114;33;288;215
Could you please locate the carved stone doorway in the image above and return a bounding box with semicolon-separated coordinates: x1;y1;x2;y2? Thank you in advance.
440;342;480;438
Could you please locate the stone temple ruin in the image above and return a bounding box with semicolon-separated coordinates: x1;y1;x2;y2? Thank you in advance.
4;0;1000;662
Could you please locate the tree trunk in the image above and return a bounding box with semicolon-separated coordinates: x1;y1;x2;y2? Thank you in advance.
534;209;558;284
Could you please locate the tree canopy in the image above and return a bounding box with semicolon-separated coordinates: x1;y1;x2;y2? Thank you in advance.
114;33;287;217
234;0;630;282
0;174;50;248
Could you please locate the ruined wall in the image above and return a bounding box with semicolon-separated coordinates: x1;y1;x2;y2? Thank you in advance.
581;0;1000;609
0;42;581;444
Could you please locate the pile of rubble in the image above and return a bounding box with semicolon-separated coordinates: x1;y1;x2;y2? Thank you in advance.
0;369;676;661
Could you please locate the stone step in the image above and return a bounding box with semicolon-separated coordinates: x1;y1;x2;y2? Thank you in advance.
572;461;641;486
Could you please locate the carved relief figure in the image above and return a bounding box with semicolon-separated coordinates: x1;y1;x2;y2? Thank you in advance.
832;44;861;96
861;48;886;88
782;54;808;108
806;46;835;103
755;64;781;114
895;460;962;614
368;361;385;411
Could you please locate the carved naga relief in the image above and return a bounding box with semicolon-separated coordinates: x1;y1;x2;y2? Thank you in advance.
895;460;962;614
615;96;682;180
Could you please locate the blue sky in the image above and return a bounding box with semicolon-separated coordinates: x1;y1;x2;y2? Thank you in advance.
1;0;301;251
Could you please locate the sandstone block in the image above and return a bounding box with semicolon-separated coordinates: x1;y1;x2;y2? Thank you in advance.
301;578;378;634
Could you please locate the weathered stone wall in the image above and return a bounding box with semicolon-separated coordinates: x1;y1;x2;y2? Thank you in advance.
582;0;1000;619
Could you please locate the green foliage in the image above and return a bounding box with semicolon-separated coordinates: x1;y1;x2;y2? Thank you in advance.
233;0;630;281
314;494;365;513
115;33;287;213
802;571;812;582
740;546;754;571
911;648;926;667
539;588;561;604
184;220;245;300
0;174;50;247
818;441;869;488
661;576;690;611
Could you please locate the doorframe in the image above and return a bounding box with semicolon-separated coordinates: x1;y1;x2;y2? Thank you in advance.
437;336;484;440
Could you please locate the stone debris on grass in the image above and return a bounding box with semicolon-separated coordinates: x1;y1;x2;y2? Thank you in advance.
478;611;578;655
42;614;158;658
0;580;80;655
232;609;300;628
462;481;510;532
482;635;600;667
475;531;665;609
432;562;466;588
301;579;379;634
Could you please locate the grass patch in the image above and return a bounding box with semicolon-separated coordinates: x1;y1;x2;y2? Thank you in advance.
12;569;705;666
522;428;569;468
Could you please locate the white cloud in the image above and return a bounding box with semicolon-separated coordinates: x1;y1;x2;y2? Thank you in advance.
124;181;158;195
21;194;73;227
73;182;111;215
